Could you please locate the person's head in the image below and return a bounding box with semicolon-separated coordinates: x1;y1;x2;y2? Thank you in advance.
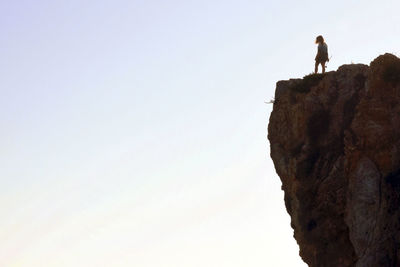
315;35;324;44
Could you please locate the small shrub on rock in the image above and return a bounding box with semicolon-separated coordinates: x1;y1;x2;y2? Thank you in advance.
291;73;326;93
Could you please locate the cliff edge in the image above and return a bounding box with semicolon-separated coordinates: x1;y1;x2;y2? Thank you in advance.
268;53;400;266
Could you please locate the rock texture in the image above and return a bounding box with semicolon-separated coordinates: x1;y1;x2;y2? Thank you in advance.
268;54;400;266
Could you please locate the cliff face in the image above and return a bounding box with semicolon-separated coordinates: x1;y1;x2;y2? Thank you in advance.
268;54;400;267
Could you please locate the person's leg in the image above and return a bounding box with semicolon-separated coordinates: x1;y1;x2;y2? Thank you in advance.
322;61;326;73
315;61;319;73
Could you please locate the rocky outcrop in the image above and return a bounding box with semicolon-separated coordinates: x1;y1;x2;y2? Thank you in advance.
268;54;400;266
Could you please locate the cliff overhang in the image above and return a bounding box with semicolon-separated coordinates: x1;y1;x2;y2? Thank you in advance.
268;53;400;266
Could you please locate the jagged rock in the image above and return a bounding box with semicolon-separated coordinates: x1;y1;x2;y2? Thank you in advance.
268;54;400;266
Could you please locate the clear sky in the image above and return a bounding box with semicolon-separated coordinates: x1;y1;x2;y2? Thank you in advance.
1;0;400;266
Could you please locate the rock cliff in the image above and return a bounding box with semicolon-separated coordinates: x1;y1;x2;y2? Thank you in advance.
268;54;400;266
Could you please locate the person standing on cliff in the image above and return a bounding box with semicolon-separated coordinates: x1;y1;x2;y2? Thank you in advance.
315;35;329;74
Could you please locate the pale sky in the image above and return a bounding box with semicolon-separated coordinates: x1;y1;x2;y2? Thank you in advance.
1;1;400;266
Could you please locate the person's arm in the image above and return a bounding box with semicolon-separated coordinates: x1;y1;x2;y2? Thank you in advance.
326;44;329;61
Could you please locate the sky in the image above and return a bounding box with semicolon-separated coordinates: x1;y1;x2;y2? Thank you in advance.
1;0;400;266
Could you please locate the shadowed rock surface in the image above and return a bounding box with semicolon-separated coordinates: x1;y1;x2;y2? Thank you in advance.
268;54;400;266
